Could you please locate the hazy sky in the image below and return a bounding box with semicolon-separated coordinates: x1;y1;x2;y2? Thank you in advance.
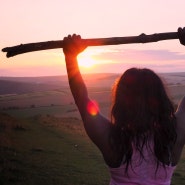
0;0;185;76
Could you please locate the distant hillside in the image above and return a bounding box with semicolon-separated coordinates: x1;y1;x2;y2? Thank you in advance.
0;72;185;95
0;79;61;95
0;75;70;95
0;73;119;95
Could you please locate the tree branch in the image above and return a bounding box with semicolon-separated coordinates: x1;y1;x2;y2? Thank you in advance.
2;32;178;58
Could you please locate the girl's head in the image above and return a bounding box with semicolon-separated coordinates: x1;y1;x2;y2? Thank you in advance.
110;68;176;169
111;68;173;131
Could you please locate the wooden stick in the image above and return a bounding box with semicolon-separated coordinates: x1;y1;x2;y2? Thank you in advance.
2;32;178;58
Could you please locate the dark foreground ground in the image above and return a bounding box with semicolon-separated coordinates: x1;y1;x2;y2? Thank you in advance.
0;112;185;185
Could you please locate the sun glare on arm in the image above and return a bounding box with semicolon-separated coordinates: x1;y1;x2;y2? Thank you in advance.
87;100;99;116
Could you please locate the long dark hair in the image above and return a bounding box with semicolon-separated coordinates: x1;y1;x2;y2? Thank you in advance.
110;68;177;172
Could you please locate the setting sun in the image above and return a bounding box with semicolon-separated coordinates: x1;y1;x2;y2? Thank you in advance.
78;57;97;68
78;50;99;69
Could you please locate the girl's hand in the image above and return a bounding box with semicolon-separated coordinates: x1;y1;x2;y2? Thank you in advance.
178;27;185;46
63;34;87;58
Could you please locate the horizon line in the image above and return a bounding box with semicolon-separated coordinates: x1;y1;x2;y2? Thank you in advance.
0;71;185;78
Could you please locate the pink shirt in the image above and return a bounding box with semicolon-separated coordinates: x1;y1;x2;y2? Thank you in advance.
108;142;176;185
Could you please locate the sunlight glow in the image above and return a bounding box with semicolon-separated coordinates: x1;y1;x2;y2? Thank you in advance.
78;50;100;68
77;48;117;69
78;57;97;68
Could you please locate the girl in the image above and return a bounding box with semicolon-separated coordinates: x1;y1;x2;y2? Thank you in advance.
62;28;185;185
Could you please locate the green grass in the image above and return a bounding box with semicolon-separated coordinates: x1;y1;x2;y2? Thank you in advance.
2;105;73;118
0;112;185;185
0;113;109;185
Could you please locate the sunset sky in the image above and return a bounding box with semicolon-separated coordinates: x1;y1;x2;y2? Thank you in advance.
0;0;185;76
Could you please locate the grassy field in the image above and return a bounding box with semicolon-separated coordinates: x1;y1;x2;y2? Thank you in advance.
0;111;185;185
0;113;109;185
0;73;185;184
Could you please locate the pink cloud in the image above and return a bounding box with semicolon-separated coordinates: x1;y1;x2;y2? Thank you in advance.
93;49;185;62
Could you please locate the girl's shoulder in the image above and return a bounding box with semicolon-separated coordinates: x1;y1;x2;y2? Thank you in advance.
175;96;185;143
175;111;185;145
172;97;185;165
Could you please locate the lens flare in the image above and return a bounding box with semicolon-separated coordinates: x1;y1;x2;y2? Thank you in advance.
87;100;99;116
